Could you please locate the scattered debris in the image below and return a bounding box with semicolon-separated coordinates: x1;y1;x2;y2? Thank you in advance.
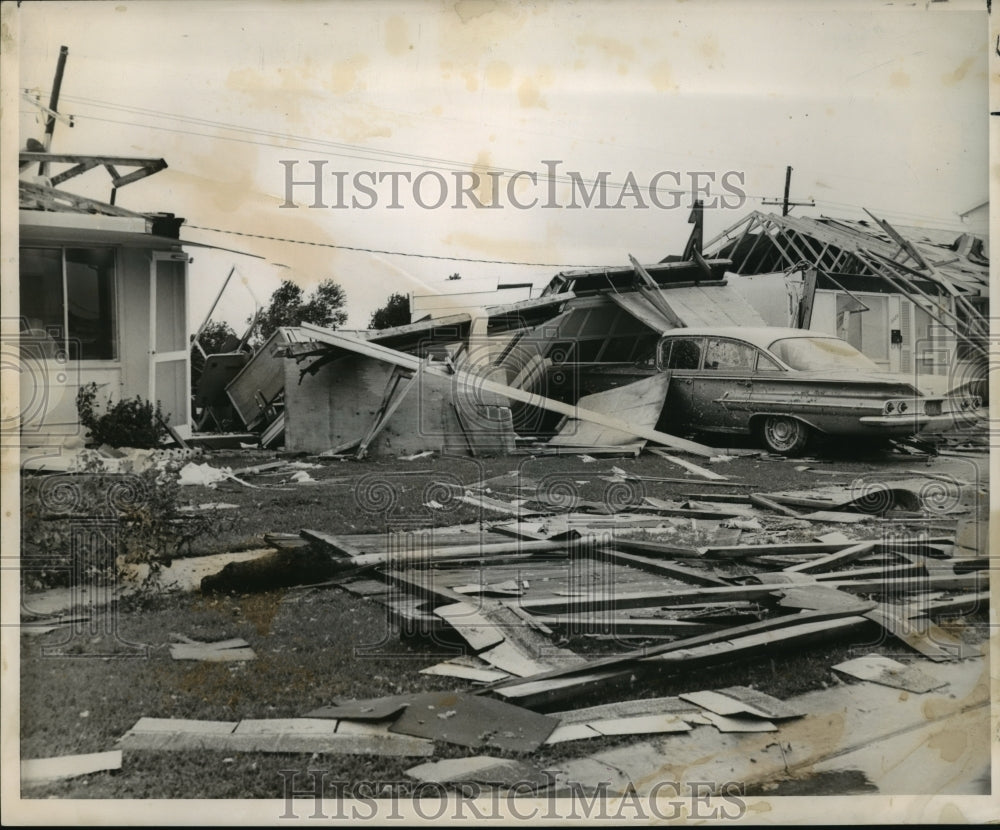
831;654;949;693
405;756;551;789
386;692;560;752
169;637;256;662
679;687;804;720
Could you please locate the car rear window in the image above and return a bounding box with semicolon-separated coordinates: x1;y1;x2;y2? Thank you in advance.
769;336;879;371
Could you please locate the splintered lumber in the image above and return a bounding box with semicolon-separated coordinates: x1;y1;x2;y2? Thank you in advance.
679;686;804;719
695;713;777;733
21;751;122;786
298;324;716;457
169;638;256;662
862;605;962;662
548;695;697;724
348;538;566;569
527;615;715;637
703;536;956;560
600;548;730;586
419;661;510;683
610;538;705;559
907;591;989;618
516;581;817;615
493;614;873;707
831;654;948;693
118;716;433;756
749;494;802;517
480;607;874;699
646;447;728;480
300;529;366;558
783;541;878;574
546;714;692;743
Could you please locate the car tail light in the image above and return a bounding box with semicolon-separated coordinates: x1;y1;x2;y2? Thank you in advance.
898;401;908;413
883;401;895;414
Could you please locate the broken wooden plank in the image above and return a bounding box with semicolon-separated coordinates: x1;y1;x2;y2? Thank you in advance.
862;605;962;662
749;494;802;517
117;718;239;751
350;538;566;569
419;661;511;683
300;529;367;558
647;447;727;480
679;686;804;719
169;638;256;662
481;607;874;699
784;541;878;574
610;538;705;559
523;615;715;638
599;547;730;586
298;324;716;456
21;750;122;786
548;695;697;724
493;614;873;708
831;654;948;693
696;712;778;733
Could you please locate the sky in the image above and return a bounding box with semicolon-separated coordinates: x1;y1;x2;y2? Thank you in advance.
13;0;990;332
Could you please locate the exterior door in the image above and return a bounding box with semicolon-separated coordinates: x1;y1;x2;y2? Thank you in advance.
149;253;191;436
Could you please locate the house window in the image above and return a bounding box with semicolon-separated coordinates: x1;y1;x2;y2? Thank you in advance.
20;247;117;360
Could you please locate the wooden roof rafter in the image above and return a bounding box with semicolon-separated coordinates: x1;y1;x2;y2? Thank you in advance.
19;152;168;202
19;179;149;219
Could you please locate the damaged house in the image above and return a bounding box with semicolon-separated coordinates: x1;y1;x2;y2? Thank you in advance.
276;254;768;459
18;151;196;445
703;210;989;396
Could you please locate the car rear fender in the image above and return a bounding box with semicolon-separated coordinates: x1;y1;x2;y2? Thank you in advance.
748;412;827;436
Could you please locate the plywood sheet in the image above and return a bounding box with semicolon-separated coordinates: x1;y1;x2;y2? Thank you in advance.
550;374;670;448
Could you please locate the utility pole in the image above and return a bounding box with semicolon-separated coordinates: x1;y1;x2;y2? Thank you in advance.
38;45;69;178
762;165;815;216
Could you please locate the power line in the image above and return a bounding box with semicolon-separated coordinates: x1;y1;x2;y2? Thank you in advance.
184;224;593;268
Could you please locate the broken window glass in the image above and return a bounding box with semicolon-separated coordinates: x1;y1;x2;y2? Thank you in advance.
704;339;754;371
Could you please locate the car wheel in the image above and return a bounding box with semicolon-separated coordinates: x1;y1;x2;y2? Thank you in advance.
760;416;811;456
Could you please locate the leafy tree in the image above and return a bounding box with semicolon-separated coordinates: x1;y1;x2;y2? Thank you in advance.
368;292;411;330
251;278;348;343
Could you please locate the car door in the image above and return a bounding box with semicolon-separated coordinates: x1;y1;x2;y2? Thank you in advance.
686;337;757;432
659;336;704;429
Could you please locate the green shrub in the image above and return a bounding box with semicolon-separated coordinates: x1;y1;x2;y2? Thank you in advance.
76;383;168;449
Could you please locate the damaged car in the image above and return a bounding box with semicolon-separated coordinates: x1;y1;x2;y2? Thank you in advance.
645;327;981;455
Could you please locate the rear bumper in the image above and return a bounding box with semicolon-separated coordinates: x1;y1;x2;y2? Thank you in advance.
859;410;982;432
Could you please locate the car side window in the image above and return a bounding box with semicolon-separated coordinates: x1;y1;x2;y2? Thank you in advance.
704;339;754;371
755;352;782;371
666;338;701;370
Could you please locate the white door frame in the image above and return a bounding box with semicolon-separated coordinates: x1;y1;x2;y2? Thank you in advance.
149;252;191;436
